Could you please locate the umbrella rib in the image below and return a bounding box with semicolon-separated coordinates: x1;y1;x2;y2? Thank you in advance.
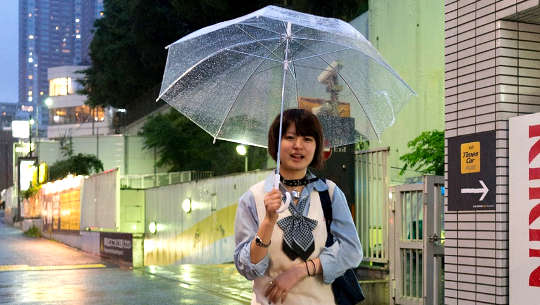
224;48;282;63
289;63;339;71
250;63;282;75
237;21;283;36
157;37;281;101
212;43;284;144
290;47;353;62
294;36;416;94
290;60;300;107
293;40;380;140
235;24;283;62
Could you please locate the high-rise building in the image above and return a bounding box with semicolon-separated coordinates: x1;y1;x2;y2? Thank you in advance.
18;0;103;137
0;103;17;131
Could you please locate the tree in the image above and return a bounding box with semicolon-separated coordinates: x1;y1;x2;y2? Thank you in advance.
47;136;104;181
80;0;368;109
79;0;190;108
399;130;444;176
139;110;267;175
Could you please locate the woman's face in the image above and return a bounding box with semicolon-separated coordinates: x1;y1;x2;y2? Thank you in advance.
279;123;316;177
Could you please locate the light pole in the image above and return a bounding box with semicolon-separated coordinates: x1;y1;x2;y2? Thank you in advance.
28;118;35;157
236;144;248;172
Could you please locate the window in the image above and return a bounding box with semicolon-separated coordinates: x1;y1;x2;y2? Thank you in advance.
49;77;73;96
49;105;105;125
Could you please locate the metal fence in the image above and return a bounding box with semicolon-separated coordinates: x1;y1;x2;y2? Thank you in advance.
355;147;389;264
120;171;214;189
389;176;444;305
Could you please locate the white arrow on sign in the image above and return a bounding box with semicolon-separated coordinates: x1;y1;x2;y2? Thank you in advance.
461;180;489;201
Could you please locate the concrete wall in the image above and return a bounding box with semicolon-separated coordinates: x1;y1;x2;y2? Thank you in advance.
444;1;540;304
369;0;446;184
144;170;272;266
37;135;163;175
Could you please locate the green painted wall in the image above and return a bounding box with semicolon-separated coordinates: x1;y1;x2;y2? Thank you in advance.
36;135;166;176
368;0;445;184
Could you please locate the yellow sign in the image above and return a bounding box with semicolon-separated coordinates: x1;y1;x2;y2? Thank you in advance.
461;141;480;174
38;162;48;184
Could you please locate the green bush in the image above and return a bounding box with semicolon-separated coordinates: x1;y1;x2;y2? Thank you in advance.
23;225;41;238
21;184;41;200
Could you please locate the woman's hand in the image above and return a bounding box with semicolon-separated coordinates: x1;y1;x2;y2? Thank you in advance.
265;264;306;304
264;189;282;223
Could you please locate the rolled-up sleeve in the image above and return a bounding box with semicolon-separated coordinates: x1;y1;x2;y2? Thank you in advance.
233;190;269;280
318;186;363;284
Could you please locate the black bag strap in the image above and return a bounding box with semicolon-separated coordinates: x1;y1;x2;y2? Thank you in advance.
318;178;334;248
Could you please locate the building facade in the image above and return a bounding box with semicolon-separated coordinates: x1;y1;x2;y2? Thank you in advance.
445;0;540;304
0;103;17;131
18;0;103;137
368;0;446;184
47;66;112;138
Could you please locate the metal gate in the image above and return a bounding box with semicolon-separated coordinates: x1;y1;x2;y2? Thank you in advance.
389;176;444;305
355;147;389;264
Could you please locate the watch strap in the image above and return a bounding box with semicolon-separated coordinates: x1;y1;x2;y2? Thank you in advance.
255;235;271;248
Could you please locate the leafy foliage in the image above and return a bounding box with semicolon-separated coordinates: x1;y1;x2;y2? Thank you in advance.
21;184;41;200
79;0;190;108
23;225;41;238
139;110;267;175
80;0;368;109
47;135;104;181
48;154;104;182
399;130;444;176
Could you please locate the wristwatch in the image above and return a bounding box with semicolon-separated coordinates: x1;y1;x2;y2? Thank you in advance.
255;235;271;248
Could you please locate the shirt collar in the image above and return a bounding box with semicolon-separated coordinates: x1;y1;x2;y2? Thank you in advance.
263;170;328;192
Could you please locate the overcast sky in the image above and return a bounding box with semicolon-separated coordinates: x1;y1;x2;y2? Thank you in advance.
0;1;18;103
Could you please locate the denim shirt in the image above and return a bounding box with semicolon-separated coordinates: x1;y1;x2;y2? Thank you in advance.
233;172;363;284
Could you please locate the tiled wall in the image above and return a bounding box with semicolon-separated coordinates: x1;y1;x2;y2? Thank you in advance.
445;0;540;304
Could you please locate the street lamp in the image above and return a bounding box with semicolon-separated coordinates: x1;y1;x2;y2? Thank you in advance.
236;144;248;172
44;97;53;107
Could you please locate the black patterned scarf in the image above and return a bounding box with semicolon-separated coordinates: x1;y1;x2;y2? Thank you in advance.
277;189;318;261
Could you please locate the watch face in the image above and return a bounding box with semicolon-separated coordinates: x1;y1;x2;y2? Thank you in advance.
256;236;270;247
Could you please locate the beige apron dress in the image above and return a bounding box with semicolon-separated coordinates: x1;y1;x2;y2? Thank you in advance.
250;180;336;305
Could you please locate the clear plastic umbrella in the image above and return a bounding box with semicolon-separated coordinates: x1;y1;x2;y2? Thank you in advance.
157;5;415;210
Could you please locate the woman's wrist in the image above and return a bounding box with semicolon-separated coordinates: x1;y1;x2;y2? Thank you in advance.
263;214;278;225
296;263;309;280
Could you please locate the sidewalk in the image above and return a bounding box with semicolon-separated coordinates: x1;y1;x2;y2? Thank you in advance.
141;264;252;304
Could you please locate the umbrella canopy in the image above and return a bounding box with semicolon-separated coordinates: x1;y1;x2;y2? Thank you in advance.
157;5;415;148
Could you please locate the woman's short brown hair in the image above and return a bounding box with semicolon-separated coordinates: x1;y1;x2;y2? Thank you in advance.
268;108;325;169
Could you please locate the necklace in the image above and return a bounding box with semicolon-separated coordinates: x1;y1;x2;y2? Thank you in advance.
280;175;318;187
290;189;301;200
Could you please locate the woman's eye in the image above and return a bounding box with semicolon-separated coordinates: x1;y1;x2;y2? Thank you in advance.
304;137;314;142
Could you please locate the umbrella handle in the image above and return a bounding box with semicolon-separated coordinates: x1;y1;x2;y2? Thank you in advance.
277;191;291;213
274;174;290;213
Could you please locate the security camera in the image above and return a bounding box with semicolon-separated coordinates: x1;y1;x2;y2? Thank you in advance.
317;61;342;84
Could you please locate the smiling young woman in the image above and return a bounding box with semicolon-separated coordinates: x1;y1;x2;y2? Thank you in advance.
234;109;363;305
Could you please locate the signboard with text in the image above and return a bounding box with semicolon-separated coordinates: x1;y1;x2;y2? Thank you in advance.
100;232;133;263
448;131;496;211
509;113;540;303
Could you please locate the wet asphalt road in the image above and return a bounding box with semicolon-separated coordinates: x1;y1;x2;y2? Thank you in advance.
0;211;251;305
